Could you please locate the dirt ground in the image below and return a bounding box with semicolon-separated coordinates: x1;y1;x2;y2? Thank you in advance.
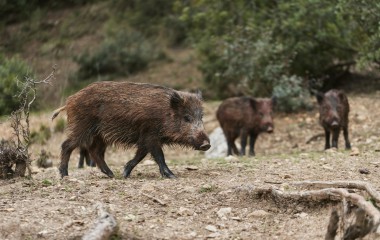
1;92;380;240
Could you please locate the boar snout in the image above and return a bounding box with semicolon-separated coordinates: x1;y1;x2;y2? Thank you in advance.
331;120;339;128
267;126;274;133
199;140;211;151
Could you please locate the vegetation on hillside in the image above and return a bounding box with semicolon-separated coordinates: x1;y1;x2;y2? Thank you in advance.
0;0;379;113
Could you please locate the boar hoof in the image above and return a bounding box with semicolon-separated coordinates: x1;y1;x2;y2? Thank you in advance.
161;168;177;179
163;173;177;179
59;167;68;178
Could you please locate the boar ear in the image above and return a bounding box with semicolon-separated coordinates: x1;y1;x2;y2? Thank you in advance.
249;98;257;111
170;91;184;109
195;89;203;100
316;92;324;104
337;90;346;100
310;89;324;104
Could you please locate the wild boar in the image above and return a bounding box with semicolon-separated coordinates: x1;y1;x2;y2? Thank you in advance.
316;89;351;149
52;81;210;179
216;96;276;156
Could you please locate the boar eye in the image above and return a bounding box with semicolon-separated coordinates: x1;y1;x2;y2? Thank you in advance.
259;113;264;118
184;115;192;123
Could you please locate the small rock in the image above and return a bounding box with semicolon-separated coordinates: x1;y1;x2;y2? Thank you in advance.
207;232;221;238
231;217;242;221
248;210;269;218
218;189;233;195
283;174;292;179
124;214;136;221
359;168;370;174
37;230;49;237
322;165;334;170
217;207;232;219
177;207;194;216
325;148;337;153
225;155;239;162
185;165;198;171
350;147;360;156
69;196;77;201
205;225;218;232
187;231;197;238
297;212;308;218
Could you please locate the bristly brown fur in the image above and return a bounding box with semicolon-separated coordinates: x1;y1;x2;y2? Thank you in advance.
317;89;351;149
216;96;275;156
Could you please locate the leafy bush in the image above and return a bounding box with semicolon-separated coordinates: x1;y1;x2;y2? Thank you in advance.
0;55;34;115
54;118;66;133
30;124;51;145
72;31;166;81
272;76;313;113
178;0;380;111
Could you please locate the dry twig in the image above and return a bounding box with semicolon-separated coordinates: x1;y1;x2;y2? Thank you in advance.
141;192;167;206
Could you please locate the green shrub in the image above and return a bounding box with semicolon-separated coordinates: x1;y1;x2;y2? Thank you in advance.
54;118;66;133
0;55;34;115
72;30;165;82
30;124;51;145
272;75;313;113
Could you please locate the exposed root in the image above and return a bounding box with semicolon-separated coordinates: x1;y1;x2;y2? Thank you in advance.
82;202;118;240
289;180;380;205
237;181;380;239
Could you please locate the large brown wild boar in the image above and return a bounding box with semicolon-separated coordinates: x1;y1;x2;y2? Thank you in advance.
216;96;276;156
316;89;351;150
52;81;210;179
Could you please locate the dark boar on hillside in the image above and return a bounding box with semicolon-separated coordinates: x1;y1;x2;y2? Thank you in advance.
316;89;351;150
52;81;210;179
216;96;276;156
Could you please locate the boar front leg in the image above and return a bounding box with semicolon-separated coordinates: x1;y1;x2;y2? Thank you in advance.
249;133;257;156
240;130;248;156
123;147;148;178
226;132;239;156
343;127;351;150
324;128;331;149
89;137;113;178
331;129;340;149
151;146;176;179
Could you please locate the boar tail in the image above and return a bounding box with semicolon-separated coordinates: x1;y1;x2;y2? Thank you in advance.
52;106;66;120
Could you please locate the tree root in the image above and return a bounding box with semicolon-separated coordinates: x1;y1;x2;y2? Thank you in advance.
82;202;118;240
237;180;380;239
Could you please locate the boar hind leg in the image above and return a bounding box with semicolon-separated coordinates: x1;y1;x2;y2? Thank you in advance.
60;138;77;177
123;147;148;178
324;128;331;149
151;146;176;179
343;127;351;150
89;137;113;178
78;148;93;168
249;133;257;156
240;131;248;156
331;129;340;149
